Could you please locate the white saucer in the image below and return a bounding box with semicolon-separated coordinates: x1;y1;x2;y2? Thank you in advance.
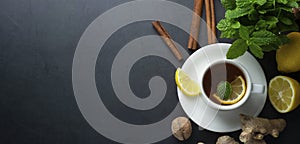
177;43;267;133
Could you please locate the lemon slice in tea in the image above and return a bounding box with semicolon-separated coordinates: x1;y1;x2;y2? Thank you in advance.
175;68;201;96
213;76;246;104
268;76;300;113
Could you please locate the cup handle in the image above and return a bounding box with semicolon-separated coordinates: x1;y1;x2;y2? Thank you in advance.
251;83;265;94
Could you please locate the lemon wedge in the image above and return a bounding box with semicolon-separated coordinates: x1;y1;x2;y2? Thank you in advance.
268;76;300;113
175;68;201;96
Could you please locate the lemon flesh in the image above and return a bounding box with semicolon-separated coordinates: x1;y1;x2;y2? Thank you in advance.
175;68;201;96
276;32;300;73
268;76;300;113
213;76;246;105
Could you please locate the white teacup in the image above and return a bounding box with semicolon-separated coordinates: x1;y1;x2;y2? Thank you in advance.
200;59;265;111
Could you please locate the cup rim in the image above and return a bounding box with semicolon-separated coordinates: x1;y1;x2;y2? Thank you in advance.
200;59;252;111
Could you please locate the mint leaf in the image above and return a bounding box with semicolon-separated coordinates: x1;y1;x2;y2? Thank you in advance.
280;6;294;12
227;39;248;59
278;20;299;32
217;81;232;100
277;35;290;45
217;19;239;38
231;21;241;29
217;19;239;31
239;26;250;40
262;44;279;52
249;30;277;46
264;0;276;7
249;44;264;58
276;0;288;4
236;0;267;8
248;9;259;21
225;7;252;19
255;16;278;30
279;16;293;25
287;1;298;8
271;35;290;46
236;0;252;8
220;29;239;38
246;25;255;34
255;0;267;5
221;0;237;10
255;20;267;30
265;16;279;29
216;19;228;31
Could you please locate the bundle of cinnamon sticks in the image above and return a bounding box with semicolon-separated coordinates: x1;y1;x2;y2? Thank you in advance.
152;0;216;61
188;0;216;50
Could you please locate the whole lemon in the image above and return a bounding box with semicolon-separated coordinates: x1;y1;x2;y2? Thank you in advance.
276;32;300;73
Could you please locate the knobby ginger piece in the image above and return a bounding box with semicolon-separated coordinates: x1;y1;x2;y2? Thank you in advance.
239;114;286;144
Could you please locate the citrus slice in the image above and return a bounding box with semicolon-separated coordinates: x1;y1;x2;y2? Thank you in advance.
175;68;201;96
213;76;246;104
268;76;300;113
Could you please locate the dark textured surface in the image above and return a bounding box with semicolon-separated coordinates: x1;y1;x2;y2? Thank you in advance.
0;0;299;144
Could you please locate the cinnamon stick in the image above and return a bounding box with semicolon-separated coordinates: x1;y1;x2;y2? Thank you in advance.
210;0;216;43
188;0;204;50
205;0;212;44
152;21;183;61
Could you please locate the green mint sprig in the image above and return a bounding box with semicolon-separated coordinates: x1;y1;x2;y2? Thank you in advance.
217;0;299;59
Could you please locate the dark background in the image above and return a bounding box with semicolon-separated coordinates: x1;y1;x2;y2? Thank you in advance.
0;0;299;143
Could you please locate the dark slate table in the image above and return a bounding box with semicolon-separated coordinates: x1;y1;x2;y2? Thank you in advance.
1;0;299;143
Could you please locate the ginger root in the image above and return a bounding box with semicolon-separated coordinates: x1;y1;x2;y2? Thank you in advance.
216;135;239;144
239;114;286;144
